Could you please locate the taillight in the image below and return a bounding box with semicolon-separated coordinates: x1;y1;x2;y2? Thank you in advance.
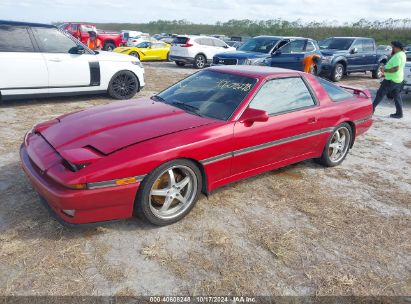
181;39;193;47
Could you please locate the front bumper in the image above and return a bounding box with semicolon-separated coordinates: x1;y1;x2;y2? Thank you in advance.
20;145;139;226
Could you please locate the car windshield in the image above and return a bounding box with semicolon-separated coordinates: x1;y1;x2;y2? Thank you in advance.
156;70;257;120
136;42;150;48
238;37;279;53
320;38;354;50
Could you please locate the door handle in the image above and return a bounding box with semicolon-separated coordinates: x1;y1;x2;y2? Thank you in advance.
307;117;317;124
48;58;62;62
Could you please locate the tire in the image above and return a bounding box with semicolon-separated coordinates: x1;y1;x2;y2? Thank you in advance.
372;62;384;79
193;54;206;69
129;51;140;59
135;159;202;226
330;63;344;82
103;42;116;52
175;61;185;67
315;123;352;167
107;70;139;100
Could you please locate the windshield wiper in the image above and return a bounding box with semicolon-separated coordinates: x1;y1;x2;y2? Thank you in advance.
151;95;167;102
171;102;203;117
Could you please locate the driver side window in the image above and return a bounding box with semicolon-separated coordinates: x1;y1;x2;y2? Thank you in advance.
250;77;315;115
32;27;79;53
279;40;306;54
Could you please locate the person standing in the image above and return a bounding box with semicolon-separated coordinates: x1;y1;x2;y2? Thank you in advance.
373;41;406;119
87;31;101;51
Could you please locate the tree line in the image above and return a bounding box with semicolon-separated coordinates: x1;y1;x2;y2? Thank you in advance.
93;19;411;45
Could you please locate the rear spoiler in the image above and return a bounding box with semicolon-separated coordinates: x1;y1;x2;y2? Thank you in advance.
339;85;371;98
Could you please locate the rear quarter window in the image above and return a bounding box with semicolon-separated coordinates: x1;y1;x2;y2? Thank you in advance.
317;77;354;101
173;37;189;45
0;25;35;52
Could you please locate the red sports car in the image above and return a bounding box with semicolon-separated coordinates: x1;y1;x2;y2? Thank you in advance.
20;66;373;226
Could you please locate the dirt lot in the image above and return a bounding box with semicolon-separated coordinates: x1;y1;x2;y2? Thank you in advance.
0;62;410;296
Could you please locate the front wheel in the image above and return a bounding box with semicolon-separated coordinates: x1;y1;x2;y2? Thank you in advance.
193;54;206;69
108;71;139;100
315;123;352;167
135;159;202;226
372;62;384;79
331;63;344;82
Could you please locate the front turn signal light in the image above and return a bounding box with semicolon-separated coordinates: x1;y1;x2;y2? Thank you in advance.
65;183;87;190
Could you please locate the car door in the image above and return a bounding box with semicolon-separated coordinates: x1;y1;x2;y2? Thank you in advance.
137;42;153;59
269;39;307;71
150;42;166;60
31;27;93;87
347;39;364;71
362;39;377;69
211;38;230;55
198;38;215;61
0;25;48;93
232;76;323;175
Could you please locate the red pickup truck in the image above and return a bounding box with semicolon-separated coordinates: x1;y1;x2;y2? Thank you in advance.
59;22;122;51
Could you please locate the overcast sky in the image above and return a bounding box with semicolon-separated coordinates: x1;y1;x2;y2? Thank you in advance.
1;0;410;24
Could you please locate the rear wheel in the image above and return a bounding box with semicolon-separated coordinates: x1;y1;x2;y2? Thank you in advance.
135;159;202;226
103;42;116;52
372;62;384;79
175;61;185;67
316;123;352;167
331;63;344;82
129;51;140;59
108;71;139;100
193;54;206;69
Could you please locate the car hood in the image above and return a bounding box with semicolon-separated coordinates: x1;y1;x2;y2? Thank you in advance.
95;50;136;61
214;51;269;60
40;98;217;155
320;49;349;56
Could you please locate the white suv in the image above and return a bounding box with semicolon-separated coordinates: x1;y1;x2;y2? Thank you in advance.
0;21;145;101
169;35;235;69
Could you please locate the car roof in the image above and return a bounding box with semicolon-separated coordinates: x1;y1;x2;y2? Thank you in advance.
253;35;304;39
327;37;372;39
207;65;302;78
0;20;55;28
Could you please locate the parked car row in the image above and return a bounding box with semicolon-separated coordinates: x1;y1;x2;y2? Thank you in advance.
170;35;389;82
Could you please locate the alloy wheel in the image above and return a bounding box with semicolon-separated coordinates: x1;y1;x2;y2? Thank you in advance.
196;56;205;68
111;73;137;98
328;127;350;163
149;165;197;220
335;65;343;80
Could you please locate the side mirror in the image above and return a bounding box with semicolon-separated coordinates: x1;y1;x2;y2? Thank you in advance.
350;47;358;54
272;50;281;57
69;46;85;54
223;45;229;49
239;108;269;127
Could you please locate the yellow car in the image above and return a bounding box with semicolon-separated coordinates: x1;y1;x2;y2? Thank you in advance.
114;41;170;61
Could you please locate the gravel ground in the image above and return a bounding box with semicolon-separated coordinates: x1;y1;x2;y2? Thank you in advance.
0;62;410;296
